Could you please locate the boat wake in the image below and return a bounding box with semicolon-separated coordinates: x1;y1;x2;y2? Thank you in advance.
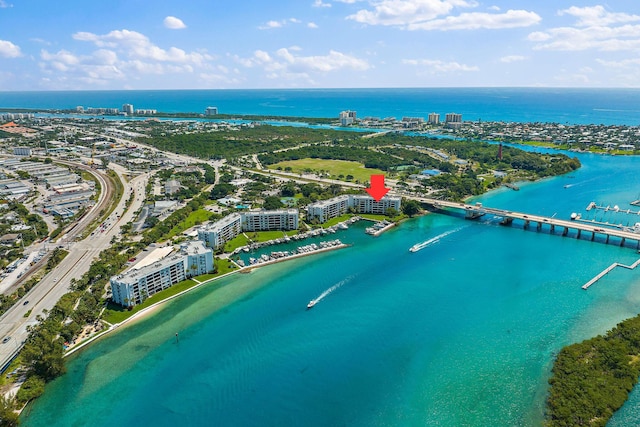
409;227;466;253
307;275;355;309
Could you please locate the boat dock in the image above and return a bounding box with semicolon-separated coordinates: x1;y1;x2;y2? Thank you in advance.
582;259;640;290
586;201;640;215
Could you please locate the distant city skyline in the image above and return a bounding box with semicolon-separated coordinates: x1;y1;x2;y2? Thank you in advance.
1;1;639;90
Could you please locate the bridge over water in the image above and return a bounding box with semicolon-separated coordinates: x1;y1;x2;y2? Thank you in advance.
408;196;640;250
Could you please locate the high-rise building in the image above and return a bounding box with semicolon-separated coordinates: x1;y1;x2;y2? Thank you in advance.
428;112;440;125
122;104;134;115
339;110;357;126
445;113;462;123
205;106;218;116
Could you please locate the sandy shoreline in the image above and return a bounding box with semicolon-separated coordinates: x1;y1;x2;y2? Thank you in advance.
64;243;349;357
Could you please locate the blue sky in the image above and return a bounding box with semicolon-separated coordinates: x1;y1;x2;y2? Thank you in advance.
0;1;639;90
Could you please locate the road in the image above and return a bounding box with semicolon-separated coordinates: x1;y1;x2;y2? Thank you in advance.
0;161;150;370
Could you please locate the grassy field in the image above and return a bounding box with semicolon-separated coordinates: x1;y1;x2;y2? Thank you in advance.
163;208;213;240
270;159;385;183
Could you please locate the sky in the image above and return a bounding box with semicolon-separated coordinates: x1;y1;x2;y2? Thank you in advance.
0;1;639;90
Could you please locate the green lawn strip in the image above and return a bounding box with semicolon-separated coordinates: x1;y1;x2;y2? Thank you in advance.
244;230;289;243
322;214;353;228
102;259;239;324
224;234;250;252
270;159;385;183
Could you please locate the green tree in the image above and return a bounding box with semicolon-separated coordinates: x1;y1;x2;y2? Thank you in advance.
21;329;66;381
402;199;421;217
263;196;284;210
209;183;235;199
16;375;45;404
0;395;19;426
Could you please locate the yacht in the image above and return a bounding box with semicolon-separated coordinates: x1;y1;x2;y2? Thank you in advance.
307;300;317;310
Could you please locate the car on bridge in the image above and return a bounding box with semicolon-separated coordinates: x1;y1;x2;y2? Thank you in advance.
2;337;11;344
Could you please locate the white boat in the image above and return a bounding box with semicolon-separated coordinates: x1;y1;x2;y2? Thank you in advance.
409;241;433;252
307;300;317;310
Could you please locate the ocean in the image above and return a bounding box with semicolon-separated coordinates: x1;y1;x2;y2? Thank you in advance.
15;89;640;426
2;87;640;125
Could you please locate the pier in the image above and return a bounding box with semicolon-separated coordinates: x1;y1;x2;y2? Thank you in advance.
582;259;640;290
407;196;640;250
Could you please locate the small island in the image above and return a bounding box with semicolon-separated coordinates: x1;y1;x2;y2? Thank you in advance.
546;315;640;426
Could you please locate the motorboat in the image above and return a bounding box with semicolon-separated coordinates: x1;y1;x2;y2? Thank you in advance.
307;300;317;310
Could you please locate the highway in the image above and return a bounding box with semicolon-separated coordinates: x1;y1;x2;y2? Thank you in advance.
0;162;150;370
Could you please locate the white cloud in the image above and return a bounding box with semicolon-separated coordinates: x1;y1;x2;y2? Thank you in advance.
346;1;538;31
530;6;640;52
559;5;640;27
347;0;477;27
236;48;369;82
308;22;319;29
163;16;187;30
597;58;640;68
313;0;331;7
73;29;212;63
0;1;12;8
39;29;217;87
403;58;478;72
259;20;284;30
529;24;640;51
0;39;21;58
259;17;311;30
407;9;541;31
500;55;526;63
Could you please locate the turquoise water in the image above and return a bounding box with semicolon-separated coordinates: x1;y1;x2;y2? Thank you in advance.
3;88;640;125
22;152;640;426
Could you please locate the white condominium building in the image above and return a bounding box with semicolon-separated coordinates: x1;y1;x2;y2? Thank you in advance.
349;194;401;215
242;209;299;232
306;195;350;223
197;213;242;249
198;210;301;249
307;194;401;222
110;241;214;307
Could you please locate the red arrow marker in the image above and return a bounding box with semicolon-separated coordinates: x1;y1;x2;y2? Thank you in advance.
365;174;390;201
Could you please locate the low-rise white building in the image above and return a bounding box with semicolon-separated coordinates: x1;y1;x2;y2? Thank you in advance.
306;195;350;223
307;194;401;222
198;209;301;249
197;213;243;249
242;209;299;232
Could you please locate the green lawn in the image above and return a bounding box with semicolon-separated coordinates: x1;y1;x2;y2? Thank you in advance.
322;214;353;228
270;159;386;183
102;259;240;324
224;234;250;252
244;230;290;242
